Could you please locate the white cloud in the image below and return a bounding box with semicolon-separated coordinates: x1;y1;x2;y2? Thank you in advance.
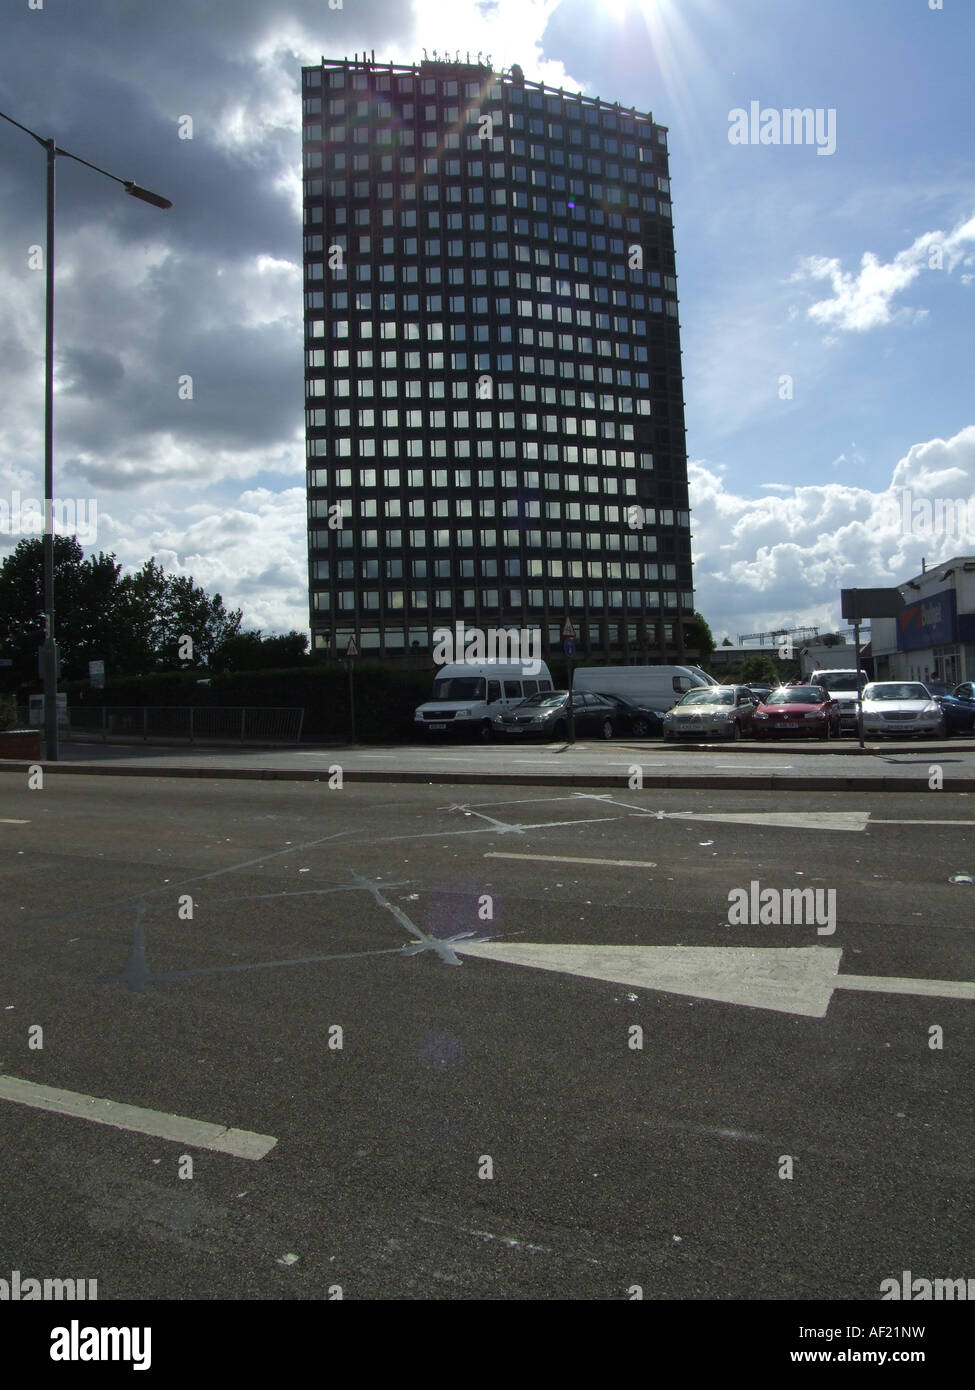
690;425;975;639
790;212;975;333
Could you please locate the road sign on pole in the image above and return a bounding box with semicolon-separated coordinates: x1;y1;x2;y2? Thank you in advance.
562;617;576;743
344;636;358;742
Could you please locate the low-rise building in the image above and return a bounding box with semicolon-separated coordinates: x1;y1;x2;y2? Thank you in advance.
870;556;975;684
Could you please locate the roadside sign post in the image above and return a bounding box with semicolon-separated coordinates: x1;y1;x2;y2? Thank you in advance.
841;588;904;752
852;621;865;749
344;635;359;743
88;659;105;691
562;617;577;744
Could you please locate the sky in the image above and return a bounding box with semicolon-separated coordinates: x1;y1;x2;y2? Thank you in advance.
0;0;972;646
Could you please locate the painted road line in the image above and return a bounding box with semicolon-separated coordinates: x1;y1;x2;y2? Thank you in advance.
871;819;975;827
0;819;30;824
634;810;871;832
834;974;975;1001
485;852;657;869
0;1075;277;1159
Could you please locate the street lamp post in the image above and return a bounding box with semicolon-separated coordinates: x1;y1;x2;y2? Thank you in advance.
0;111;171;761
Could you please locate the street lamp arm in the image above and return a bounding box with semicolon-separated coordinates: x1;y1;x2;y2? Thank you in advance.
0;109;171;207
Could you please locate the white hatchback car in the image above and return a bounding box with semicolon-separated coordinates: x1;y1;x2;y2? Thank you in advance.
860;681;946;738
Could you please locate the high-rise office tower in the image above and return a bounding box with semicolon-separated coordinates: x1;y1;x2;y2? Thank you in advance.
302;54;694;661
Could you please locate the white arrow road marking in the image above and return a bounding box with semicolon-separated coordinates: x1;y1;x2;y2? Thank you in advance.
572;796;869;832
485;852;658;869
0;1074;276;1159
452;943;975;1018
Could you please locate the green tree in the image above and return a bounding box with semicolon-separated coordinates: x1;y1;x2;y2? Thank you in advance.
0;536;128;685
738;654;782;685
683;611;716;660
0;538;242;684
121;559;242;670
210;629;309;675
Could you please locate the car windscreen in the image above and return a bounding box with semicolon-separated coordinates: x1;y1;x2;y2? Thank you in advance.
864;684;931;701
430;678;486;701
679;689;733;706
768;688;825;704
518;692;568;708
812;671;868;692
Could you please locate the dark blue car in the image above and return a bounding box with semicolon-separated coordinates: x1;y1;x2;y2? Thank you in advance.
927;682;975;734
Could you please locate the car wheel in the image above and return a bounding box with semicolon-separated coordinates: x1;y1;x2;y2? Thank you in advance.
663;729;673;742
553;720;568;741
477;721;493;743
820;721;831;741
930;720;946;739
599;718;614;740
632;717;651;737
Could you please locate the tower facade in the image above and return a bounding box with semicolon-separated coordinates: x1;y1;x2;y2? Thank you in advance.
302;55;694;661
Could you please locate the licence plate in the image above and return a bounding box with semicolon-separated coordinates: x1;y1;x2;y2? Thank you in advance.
428;722;447;730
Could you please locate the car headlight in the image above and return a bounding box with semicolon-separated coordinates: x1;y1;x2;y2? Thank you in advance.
804;712;825;719
455;709;472;718
923;703;939;714
754;712;768;719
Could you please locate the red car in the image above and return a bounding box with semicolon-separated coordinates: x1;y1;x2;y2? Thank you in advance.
753;684;841;740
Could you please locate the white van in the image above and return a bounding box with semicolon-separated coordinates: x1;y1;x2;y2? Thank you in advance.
414;660;554;741
571;664;713;714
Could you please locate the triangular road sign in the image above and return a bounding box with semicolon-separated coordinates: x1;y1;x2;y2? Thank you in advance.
344;636;359;658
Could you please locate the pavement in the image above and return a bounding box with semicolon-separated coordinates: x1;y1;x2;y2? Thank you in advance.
1;775;973;1302
3;733;975;791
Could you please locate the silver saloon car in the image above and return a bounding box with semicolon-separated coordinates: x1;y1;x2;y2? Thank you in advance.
860;682;946;738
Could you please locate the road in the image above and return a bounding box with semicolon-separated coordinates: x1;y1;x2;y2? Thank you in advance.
1;774;973;1300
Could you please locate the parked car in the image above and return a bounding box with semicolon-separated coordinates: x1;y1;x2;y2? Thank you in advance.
860;682;945;738
492;690;617;740
745;683;774;702
924;681;975;735
804;669;870;732
662;685;758;741
753;684;841;740
593;693;662;738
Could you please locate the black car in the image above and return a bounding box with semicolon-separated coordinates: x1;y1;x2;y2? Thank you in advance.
594;693;662;738
926;681;975;734
493;690;617;740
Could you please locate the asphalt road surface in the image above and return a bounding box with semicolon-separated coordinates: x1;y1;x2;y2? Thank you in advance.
1;775;973;1300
